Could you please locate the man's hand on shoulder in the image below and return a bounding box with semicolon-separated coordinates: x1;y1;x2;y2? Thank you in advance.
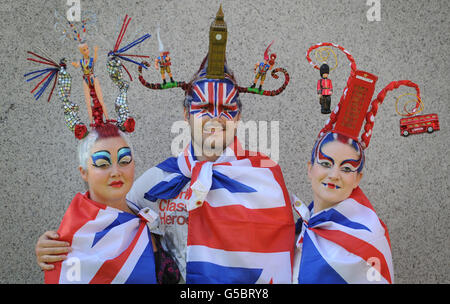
35;231;72;271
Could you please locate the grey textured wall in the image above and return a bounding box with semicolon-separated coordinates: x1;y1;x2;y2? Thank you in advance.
1;0;448;283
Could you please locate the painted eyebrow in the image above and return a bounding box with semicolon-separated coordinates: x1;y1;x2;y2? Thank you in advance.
91;150;112;163
317;148;335;165
222;103;238;108
117;147;132;159
92;150;111;158
191;101;210;106
339;158;361;171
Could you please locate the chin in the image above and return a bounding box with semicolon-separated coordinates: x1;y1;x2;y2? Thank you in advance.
105;187;131;203
323;192;351;206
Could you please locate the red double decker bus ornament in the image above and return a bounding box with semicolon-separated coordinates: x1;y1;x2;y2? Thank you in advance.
399;113;440;137
333;70;378;140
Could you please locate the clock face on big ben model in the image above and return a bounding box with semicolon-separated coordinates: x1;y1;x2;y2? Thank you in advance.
216;33;222;41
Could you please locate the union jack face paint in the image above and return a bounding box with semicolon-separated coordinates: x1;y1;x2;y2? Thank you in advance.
189;78;240;120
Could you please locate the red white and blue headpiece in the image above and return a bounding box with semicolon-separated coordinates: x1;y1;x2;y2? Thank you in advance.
25;14;151;139
138;5;290;105
307;42;422;150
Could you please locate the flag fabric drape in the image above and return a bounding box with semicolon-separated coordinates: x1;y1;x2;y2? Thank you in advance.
293;187;394;284
45;192;157;284
146;138;295;283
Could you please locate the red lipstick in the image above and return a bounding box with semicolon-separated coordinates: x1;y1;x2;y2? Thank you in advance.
109;181;124;188
322;182;340;189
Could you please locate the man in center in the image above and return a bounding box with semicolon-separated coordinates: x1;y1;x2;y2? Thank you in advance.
127;61;294;284
128;7;294;283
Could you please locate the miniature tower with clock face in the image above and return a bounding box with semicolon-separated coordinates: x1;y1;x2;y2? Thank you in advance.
207;5;227;79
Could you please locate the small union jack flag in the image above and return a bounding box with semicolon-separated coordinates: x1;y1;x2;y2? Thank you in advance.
189;78;239;120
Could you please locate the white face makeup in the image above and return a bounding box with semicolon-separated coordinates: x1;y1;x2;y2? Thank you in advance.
80;136;135;207
308;140;363;212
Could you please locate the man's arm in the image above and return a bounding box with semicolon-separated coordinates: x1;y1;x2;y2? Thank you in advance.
35;231;71;270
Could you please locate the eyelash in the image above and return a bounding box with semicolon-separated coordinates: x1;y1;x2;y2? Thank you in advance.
118;157;132;166
92;162;110;168
319;161;332;168
92;158;132;168
341;167;354;173
319;162;354;173
196;106;234;111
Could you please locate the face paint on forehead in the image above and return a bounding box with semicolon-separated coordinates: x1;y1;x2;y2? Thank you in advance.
312;132;365;172
312;133;334;165
189;78;240;120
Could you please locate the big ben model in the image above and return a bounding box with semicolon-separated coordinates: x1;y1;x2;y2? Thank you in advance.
138;4;290;98
206;5;227;79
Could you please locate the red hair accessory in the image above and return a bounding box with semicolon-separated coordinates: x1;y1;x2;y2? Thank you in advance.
308;43;423;149
333;70;378;140
264;40;274;61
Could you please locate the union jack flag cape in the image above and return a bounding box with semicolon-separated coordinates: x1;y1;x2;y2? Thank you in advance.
292;187;394;284
45;192;157;284
145;138;295;283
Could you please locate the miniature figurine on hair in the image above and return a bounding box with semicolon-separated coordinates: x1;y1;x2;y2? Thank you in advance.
66;18;108;125
251;41;277;91
306;43;342;114
294;42;425;284
154;26;174;86
317;63;333;114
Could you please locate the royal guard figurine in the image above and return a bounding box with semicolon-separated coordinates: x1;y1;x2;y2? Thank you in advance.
155;26;174;85
317;63;333;114
251;41;277;91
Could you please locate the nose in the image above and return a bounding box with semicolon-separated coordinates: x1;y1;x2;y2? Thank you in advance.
327;165;340;180
205;116;224;126
109;163;122;178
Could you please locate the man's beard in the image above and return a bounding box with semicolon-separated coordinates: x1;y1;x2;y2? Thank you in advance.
191;119;238;159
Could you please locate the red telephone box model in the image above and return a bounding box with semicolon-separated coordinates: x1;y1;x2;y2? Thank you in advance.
400;113;440;137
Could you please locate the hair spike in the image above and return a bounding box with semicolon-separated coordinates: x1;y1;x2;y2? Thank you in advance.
264;40;274;61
